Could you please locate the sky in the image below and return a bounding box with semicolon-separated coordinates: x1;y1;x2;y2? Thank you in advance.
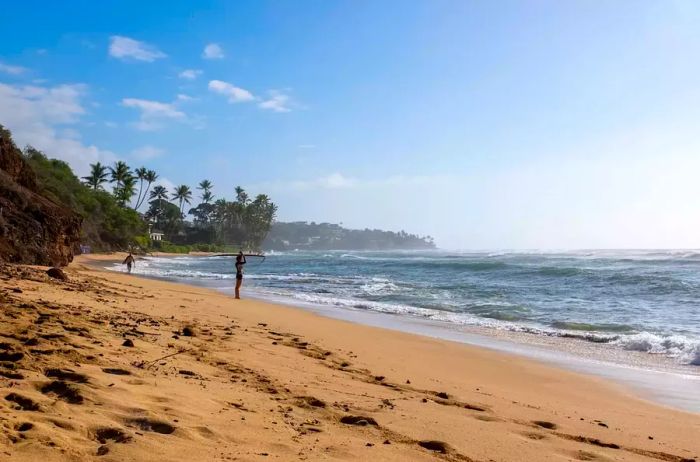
1;0;700;249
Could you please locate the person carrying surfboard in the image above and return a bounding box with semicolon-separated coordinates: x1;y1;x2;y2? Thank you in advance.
123;252;135;274
235;251;247;299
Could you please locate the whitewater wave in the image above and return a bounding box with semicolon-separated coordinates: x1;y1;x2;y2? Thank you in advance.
340;253;371;260
613;332;700;365
253;287;700;366
105;252;700;367
110;265;236;280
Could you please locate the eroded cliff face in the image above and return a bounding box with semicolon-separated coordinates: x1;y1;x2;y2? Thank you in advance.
0;130;82;266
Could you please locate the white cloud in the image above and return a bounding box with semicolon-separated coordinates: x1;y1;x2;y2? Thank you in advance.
179;69;202;80
0;83;87;128
202;43;224;60
104;121;118;128
0;82;115;176
208;80;254;103
0;61;28;75
121;97;185;131
154;177;176;194
281;173;358;190
109;36;166;62
131;145;164;160
318;173;355;188
122;98;183;117
259;90;292;112
176;93;195;102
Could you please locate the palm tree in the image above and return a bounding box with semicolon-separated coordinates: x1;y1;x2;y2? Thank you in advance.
116;176;137;206
172;185;193;218
82;162;109;190
235;186;249;205
149;185;169;224
136;169;158;210
109;161;131;191
198;179;213;202
133;167;148;210
201;190;214;204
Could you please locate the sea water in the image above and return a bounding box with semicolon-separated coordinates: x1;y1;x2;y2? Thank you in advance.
109;249;700;369
105;249;700;410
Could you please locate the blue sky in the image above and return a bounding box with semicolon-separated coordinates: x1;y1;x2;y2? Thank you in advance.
1;1;700;249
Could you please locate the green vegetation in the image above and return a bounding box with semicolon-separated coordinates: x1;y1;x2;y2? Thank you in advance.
82;162;109;190
264;221;435;250
24;147;145;251
4;125;434;255
148;241;239;254
150;181;278;251
3;123;278;253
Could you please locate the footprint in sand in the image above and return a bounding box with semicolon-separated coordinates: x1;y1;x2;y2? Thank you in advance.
418;440;451;454
0;347;24;362
339;415;378;427
522;431;548;440
93;427;132;444
45;368;89;383
0;369;24;379
5;393;40;411
39;380;84;404
102;367;131;376
125;417;176;434
297;396;326;409
532;420;558;430
15;422;34;432
570;450;612;461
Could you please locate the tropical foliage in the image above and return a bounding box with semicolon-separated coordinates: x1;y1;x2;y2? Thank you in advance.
81;162;109;191
24;148;145;251
10;125;427;253
15;132;278;252
172;184;193;217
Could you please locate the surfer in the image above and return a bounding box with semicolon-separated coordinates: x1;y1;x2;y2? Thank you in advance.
235;251;247;299
123;252;135;274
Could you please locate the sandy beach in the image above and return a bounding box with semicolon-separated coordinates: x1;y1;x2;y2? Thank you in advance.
0;254;698;462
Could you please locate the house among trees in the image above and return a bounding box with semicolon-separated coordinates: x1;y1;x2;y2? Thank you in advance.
147;223;164;241
149;230;164;241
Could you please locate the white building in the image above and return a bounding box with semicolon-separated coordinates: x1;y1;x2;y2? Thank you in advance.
149;231;164;241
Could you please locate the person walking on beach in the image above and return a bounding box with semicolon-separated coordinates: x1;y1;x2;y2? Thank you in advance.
235;251;247;299
123;252;135;274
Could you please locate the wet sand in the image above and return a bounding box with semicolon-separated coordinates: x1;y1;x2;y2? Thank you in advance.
0;254;698;461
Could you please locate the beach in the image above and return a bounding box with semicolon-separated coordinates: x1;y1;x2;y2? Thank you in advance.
1;254;698;462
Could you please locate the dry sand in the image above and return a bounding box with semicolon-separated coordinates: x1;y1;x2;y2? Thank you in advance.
0;253;698;462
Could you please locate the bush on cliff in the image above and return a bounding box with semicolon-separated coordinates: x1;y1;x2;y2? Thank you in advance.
24;147;145;251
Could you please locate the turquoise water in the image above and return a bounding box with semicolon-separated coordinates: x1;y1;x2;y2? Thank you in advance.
110;250;700;367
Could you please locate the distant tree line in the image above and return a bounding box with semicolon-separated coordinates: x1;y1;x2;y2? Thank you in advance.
0;120;275;252
264;221;435;251
4;124;431;254
82;160;278;251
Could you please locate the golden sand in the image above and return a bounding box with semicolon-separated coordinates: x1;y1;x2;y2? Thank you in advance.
0;253;698;461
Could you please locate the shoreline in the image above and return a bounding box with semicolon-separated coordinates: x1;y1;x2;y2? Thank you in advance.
3;254;697;461
97;252;700;413
249;291;700;413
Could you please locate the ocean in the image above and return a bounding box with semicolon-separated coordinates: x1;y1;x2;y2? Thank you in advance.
107;249;700;371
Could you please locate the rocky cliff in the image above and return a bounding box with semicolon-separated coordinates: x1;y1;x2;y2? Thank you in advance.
0;128;82;266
